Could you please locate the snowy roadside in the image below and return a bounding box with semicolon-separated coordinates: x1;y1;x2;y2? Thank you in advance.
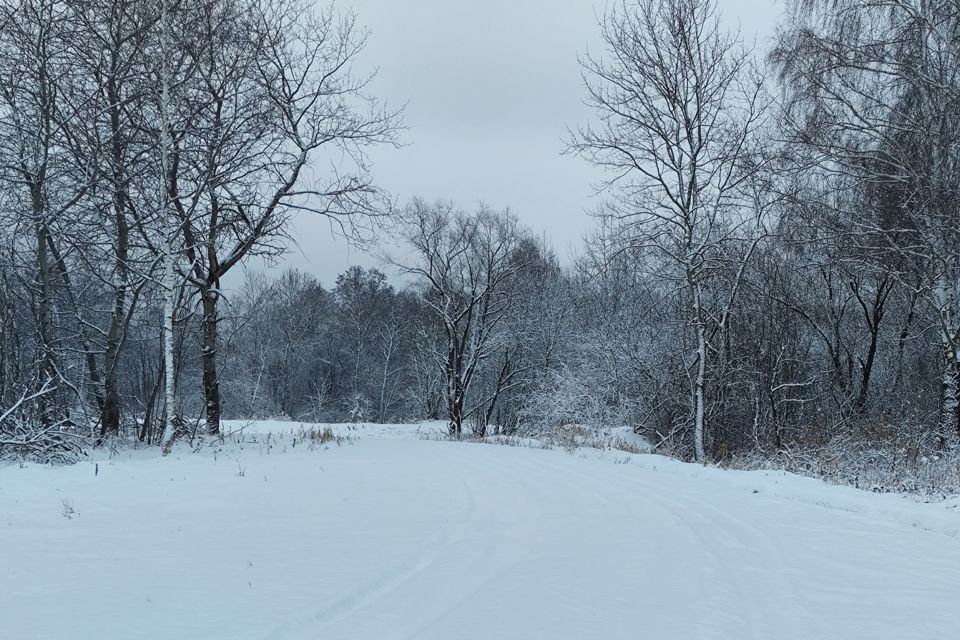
107;420;960;538
88;419;960;539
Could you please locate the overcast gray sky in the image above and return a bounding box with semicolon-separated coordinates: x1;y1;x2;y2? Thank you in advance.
281;0;785;284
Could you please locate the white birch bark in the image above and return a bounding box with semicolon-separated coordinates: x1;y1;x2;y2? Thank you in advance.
159;0;178;452
692;280;708;463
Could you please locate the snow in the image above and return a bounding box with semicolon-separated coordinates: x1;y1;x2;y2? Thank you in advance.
2;422;959;639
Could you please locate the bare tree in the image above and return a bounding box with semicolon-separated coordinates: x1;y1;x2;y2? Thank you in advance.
166;0;400;436
569;0;767;460
394;200;528;437
158;0;180;451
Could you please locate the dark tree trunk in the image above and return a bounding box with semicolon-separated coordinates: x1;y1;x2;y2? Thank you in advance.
139;355;164;443
448;391;464;438
101;368;122;439
201;288;221;436
894;289;919;389
942;357;960;439
480;351;515;437
32;183;58;426
855;328;881;412
99;72;130;439
852;276;892;413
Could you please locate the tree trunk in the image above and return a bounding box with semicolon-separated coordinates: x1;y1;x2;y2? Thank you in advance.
100;290;126;438
940;355;960;439
140;354;164;444
159;0;179;454
32;184;58;425
894;289;919;389
694;319;707;463
935;269;960;440
101;368;121;438
448;389;464;438
855;321;881;412
99;73;130;439
691;278;707;463
201;287;221;436
160;240;178;452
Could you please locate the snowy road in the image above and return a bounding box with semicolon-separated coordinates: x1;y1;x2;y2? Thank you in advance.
2;427;959;639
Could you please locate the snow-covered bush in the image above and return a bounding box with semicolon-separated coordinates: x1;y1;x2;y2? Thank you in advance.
0;386;86;464
517;365;630;435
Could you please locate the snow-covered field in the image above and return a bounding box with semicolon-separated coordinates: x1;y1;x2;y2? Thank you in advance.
2;421;959;639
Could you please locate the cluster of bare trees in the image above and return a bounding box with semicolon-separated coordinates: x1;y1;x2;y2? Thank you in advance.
380;0;960;471
0;0;397;460
556;0;960;468
217;267;423;424
217;206;565;440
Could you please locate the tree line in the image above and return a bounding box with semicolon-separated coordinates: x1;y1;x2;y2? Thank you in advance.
2;0;960;482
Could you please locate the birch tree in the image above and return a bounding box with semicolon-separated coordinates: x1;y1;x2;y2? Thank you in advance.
158;0;179;451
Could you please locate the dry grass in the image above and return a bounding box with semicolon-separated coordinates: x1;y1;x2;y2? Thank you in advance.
429;423;654;459
297;426;341;446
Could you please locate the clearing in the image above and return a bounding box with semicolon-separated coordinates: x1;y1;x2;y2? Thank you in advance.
1;421;958;639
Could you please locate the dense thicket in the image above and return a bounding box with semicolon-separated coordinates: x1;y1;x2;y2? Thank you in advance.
3;0;960;489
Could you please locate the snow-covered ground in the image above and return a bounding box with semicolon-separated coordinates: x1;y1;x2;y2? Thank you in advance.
2;421;959;639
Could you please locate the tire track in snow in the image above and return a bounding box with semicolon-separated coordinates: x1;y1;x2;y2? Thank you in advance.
265;443;489;640
359;445;551;640
267;440;839;639
347;443;772;639
508;449;802;639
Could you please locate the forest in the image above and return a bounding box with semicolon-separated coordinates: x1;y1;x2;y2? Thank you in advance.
1;0;959;493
